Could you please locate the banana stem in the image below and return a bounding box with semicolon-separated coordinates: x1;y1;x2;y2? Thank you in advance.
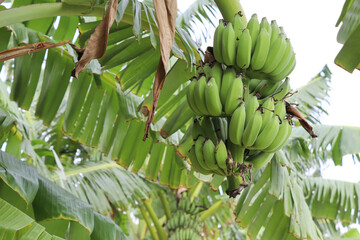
199;200;224;221
213;0;247;25
158;191;171;220
139;220;147;239
143;199;167;240
138;204;159;240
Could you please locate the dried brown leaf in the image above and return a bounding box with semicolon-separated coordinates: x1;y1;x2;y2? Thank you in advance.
285;101;317;138
72;0;118;78
0;40;70;62
143;0;177;141
0;0;5;4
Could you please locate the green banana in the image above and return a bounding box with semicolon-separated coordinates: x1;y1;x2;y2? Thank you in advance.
233;12;246;40
187;80;202;115
270;20;280;45
242;110;262;147
248;78;262;92
252;115;280;150
192;118;204;140
244;94;260;126
194;76;210;115
202;63;212;77
200;117;218;144
271;120;292;152
203;139;226;175
279;26;286;38
212;117;228;142
242;77;251;102
236;28;252;69
220;67;236;106
210;62;223;88
215;139;228;173
271;50;296;81
273;100;286;119
222;22;236;66
261;33;286;73
259;97;275;131
260;17;272;36
225;75;244;115
272;77;291;101
195;136;212;171
205;77;222;116
269;38;293;77
250;28;271;70
226;155;235;174
247;14;260;52
188;145;212;175
254;80;281;99
264;119;291;152
245;151;274;168
213;20;225;63
228;141;245;163
229;103;246;145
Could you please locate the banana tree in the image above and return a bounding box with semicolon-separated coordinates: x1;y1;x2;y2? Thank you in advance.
1;0;360;239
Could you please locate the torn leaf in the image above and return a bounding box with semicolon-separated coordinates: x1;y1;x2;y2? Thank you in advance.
72;0;118;78
144;0;177;141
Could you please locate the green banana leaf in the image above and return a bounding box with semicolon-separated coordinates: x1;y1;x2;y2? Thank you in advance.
288;65;331;124
290;125;360;166
0;150;128;239
234;158;323;240
0;198;65;240
51;160;154;215
335;0;360;72
303;177;360;224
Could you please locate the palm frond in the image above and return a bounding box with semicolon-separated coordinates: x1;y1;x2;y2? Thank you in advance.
0;150;128;239
177;0;218;45
288;125;360;167
303;177;360;225
52;159;154;215
334;0;360;72
288;65;331;124
234;159;323;240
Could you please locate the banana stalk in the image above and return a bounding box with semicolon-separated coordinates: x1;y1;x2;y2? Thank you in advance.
139;203;160;240
159;191;171;221
143;199;167;240
213;0;247;24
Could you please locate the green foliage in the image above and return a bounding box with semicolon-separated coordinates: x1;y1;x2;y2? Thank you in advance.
0;151;127;239
1;0;360;239
335;0;360;72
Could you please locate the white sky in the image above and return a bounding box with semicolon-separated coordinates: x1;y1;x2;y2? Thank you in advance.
179;0;360;182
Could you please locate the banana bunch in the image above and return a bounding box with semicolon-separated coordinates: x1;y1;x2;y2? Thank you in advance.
187;64;245;116
229;96;292;154
165;198;203;240
213;12;296;82
189;117;232;176
165;211;202;240
168;228;202;240
178;198;201;215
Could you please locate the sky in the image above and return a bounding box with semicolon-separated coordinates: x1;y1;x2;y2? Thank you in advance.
179;0;360;182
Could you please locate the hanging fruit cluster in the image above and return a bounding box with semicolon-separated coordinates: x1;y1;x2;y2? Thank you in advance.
213;13;296;81
165;198;203;240
185;12;296;196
